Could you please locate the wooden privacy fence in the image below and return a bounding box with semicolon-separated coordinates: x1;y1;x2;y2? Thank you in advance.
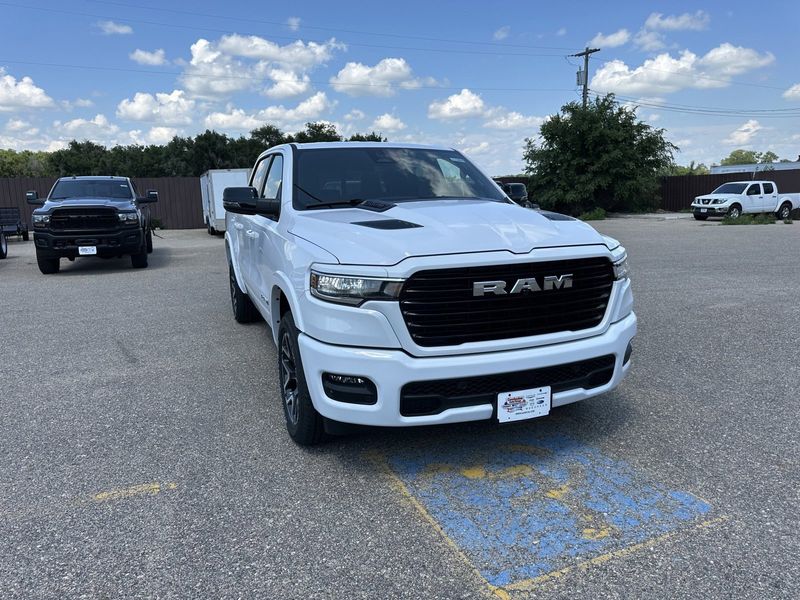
0;177;204;229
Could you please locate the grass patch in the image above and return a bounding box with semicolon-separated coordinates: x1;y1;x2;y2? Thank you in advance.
721;213;775;225
579;207;607;221
784;218;794;225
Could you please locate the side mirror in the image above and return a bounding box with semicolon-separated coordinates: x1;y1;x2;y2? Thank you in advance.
147;190;159;202
223;187;259;214
257;197;281;219
26;190;43;205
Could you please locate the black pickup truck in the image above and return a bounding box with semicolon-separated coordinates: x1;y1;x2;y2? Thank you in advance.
27;176;157;274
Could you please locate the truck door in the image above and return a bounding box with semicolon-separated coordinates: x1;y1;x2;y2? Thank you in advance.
250;154;285;315
237;156;272;293
745;183;762;213
762;182;778;212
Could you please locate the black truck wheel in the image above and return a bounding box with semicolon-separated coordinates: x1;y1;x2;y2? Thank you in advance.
229;263;259;323
37;256;60;274
146;229;153;253
22;230;29;242
278;311;325;446
0;232;7;259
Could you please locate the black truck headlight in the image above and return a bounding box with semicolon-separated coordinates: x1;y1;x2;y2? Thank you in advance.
310;270;404;306
118;212;139;225
33;214;50;227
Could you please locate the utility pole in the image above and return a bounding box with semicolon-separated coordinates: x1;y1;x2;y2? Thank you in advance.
571;47;600;108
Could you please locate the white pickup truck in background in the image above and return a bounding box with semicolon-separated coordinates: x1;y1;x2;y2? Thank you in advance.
691;180;800;220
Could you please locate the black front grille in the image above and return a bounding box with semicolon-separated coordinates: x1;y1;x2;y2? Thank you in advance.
50;208;118;231
400;355;616;417
399;257;614;347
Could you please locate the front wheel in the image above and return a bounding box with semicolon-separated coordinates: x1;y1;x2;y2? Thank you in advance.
130;248;148;268
727;204;742;219
37;255;60;274
277;311;325;446
776;203;792;220
229;263;259;323
0;232;7;259
146;229;153;253
22;230;29;242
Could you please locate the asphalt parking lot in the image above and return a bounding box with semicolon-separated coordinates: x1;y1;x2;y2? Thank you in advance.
1;218;798;599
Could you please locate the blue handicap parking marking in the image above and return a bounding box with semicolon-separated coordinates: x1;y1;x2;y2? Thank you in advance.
387;433;712;588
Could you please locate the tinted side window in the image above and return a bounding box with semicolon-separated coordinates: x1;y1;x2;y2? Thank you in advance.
263;155;283;200
763;182;774;194
250;156;272;195
747;184;761;196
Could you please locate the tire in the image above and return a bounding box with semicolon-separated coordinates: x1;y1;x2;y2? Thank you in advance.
727;204;742;219
146;229;153;253
776;202;792;220
207;220;216;235
22;230;29;242
130;247;148;268
229;263;259;323
277;311;325;446
0;232;7;259
693;214;708;221
37;256;60;274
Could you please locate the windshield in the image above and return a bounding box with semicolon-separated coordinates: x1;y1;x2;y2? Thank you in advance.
50;180;133;200
293;147;505;210
711;183;747;194
508;184;527;195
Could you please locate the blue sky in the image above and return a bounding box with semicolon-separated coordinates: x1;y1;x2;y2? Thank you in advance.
1;0;799;174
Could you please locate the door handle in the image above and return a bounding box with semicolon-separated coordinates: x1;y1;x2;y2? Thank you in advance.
246;230;259;239
233;222;244;230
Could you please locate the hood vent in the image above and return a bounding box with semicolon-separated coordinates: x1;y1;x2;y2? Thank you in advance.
352;219;422;230
538;211;576;221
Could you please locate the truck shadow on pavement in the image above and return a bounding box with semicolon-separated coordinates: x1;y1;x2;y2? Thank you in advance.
48;247;173;275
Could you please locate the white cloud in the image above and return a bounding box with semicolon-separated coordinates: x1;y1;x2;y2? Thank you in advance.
483;110;543;130
55;114;120;141
204;91;334;132
129;49;167;66
130;126;179;145
96;20;133;35
428;89;486;120
5;118;30;131
463;141;490;155
180;35;342;98
591;44;775;95
634;30;665;51
589;29;630;48
493;26;510;41
0;68;55;111
645;11;710;31
287;17;301;31
783;83;800;101
556;28;567;36
116;90;196;125
372;113;406;132
723;120;762;145
344;109;365;121
330;58;433;97
263;68;311;98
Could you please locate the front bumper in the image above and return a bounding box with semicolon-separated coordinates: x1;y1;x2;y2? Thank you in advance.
33;229;143;259
692;205;728;216
298;311;637;427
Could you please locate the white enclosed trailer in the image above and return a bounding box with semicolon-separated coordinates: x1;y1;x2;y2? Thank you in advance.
200;169;250;234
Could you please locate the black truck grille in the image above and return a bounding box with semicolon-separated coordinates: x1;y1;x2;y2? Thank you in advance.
399;257;615;347
400;355;616;416
50;208;118;231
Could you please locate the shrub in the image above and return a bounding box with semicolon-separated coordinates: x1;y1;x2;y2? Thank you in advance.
578;207;607;221
721;213;775;225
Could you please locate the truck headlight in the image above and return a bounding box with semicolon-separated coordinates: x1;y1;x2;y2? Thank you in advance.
310;271;404;306
612;253;629;280
712;199;725;205
33;214;50;227
118;212;139;224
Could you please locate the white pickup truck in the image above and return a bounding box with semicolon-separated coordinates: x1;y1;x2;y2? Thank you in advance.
691;180;800;220
224;143;636;445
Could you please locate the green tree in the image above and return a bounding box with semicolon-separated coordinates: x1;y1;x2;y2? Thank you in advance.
347;132;387;142
523;94;677;214
668;161;709;176
288;122;342;143
720;149;780;165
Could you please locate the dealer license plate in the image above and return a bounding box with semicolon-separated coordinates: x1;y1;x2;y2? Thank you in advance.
700;208;707;213
78;246;97;256
497;386;551;423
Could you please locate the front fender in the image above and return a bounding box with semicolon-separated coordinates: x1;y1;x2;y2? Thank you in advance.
225;232;247;292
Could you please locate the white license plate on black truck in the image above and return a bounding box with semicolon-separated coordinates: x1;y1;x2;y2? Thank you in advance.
78;246;97;255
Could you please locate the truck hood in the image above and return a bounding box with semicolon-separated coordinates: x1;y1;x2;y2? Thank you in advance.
289;199;608;266
695;194;738;202
35;198;134;213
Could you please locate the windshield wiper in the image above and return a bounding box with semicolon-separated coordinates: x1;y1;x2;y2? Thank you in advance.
304;198;368;210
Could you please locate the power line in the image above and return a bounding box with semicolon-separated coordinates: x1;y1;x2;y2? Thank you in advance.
590;92;800;118
87;0;582;53
0;2;573;59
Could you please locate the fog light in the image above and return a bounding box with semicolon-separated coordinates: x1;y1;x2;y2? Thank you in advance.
322;373;378;405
